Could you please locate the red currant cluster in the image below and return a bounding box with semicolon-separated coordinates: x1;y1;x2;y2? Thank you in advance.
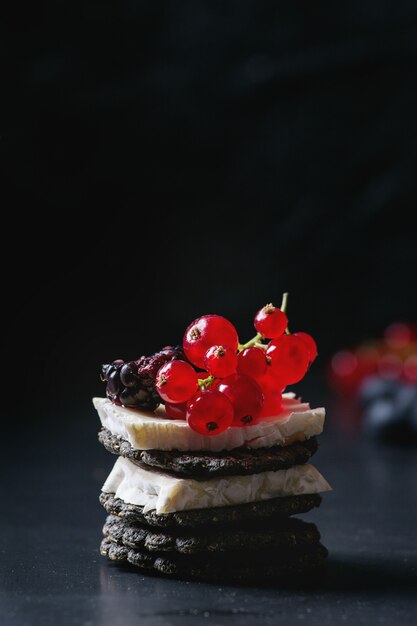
329;322;417;394
154;295;317;435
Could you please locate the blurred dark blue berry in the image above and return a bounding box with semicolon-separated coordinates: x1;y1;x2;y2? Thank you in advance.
362;377;417;443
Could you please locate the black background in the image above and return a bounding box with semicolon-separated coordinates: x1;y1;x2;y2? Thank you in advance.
2;5;417;624
2;2;417;414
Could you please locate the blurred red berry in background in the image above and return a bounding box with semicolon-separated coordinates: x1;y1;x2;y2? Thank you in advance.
328;321;417;443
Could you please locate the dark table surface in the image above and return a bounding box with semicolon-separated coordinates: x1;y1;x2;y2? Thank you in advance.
1;397;417;626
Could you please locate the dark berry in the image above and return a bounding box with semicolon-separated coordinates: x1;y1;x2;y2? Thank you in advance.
101;347;185;410
120;363;137;387
106;369;121;400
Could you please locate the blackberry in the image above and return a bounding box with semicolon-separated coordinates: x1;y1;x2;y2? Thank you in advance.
137;346;185;383
101;346;185;410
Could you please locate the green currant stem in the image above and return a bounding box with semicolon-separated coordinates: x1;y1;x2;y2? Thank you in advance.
280;291;291;334
198;375;215;389
238;333;263;351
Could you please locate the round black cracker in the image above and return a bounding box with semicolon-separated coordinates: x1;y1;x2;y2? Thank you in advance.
99;491;322;529
101;537;128;561
98;428;319;477
100;537;328;583
103;514;322;554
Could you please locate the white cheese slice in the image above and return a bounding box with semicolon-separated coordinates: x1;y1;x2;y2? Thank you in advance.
102;456;331;514
93;393;325;451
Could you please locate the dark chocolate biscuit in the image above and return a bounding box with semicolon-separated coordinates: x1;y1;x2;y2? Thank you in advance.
99;491;322;529
100;537;327;583
103;514;321;554
98;428;318;477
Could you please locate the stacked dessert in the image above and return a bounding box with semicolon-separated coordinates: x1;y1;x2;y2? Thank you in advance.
94;296;331;583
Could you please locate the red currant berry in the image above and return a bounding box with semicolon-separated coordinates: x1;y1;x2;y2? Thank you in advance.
293;332;318;362
183;315;239;369
257;368;287;396
329;350;360;394
237;347;268;380
217;374;264;427
404;355;417;383
165;401;187;420
155;360;198;404
186;390;234;435
356;345;379;379
254;304;287;338
204;344;238;378
266;335;310;385
258;390;282;418
385;322;417;350
378;353;402;380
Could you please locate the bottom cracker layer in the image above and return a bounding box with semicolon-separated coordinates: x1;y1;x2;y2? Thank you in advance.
100;536;327;583
103;513;321;554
